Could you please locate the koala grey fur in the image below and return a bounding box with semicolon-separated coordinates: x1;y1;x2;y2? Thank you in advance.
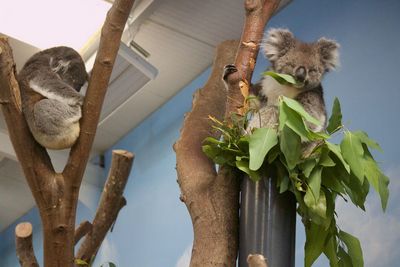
18;46;88;150
224;28;339;133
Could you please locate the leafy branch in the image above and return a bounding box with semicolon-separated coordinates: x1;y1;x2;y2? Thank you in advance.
202;72;389;267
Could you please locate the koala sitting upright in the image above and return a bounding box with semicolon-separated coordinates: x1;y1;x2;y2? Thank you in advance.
224;28;339;132
18;46;88;150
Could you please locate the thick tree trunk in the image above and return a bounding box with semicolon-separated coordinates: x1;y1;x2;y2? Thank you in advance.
175;1;281;266
174;40;239;267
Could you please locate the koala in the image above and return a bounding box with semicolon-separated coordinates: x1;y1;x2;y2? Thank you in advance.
18;46;88;150
223;28;339;133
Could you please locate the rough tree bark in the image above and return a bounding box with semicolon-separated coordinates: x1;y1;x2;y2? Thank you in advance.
174;1;281;266
174;40;239;267
76;150;133;262
0;0;135;266
15;222;39;267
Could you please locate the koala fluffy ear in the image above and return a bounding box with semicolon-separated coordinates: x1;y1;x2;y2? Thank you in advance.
262;28;295;62
50;58;70;74
317;38;340;71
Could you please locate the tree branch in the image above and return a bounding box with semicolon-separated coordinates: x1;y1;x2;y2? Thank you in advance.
15;222;39;267
74;221;93;246
76;150;133;262
174;40;240;267
0;38;54;209
63;0;135;188
224;0;281;118
175;1;282;266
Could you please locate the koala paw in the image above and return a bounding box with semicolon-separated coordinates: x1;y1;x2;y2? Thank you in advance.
223;64;238;81
75;94;84;106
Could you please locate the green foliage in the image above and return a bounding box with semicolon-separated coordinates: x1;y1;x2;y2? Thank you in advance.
202;73;389;267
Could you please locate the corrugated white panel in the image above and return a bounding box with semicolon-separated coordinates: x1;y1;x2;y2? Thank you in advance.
149;0;245;46
100;64;151;122
93;18;215;151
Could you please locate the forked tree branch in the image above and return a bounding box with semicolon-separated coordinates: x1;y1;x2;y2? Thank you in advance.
74;221;93;246
15;222;39;267
76;150;133;262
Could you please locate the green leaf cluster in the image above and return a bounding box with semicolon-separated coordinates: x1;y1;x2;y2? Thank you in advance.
202;73;389;267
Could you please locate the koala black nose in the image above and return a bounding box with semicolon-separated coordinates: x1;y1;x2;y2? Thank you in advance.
295;66;306;82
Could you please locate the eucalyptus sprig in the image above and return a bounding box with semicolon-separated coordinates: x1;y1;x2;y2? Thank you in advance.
202;72;389;267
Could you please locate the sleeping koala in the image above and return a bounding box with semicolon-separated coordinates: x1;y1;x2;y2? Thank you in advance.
18;46;88;150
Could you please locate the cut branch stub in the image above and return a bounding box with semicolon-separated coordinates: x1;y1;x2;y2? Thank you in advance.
15;222;39;267
76;150;134;262
247;254;268;267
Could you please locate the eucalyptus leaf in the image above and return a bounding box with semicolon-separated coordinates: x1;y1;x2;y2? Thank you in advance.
363;148;389;210
326;97;343;134
305;223;329;267
248;127;278;170
280;126;302;170
236;160;262;181
326;141;350;173
279;102;310;140
338;246;354;267
300;159;317;177
306;166;323;204
319;149;336;167
353;131;383;152
75;259;88;266
281;96;322;126
341;132;365;182
263;71;298;85
324;234;339;267
339;231;364;267
305;186;327;221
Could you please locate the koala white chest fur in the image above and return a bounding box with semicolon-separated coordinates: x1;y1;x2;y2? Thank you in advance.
18;46;88;150
260;75;302;106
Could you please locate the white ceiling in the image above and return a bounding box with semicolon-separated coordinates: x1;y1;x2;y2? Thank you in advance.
0;0;291;232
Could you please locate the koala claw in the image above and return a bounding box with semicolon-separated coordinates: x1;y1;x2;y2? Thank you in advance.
223;64;238;81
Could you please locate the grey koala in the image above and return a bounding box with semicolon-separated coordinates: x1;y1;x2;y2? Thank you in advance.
18;46;88;150
223;28;340;132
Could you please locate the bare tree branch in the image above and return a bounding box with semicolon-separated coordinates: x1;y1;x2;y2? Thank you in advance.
76;150;133;262
74;221;93;246
64;0;135;189
15;222;39;267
